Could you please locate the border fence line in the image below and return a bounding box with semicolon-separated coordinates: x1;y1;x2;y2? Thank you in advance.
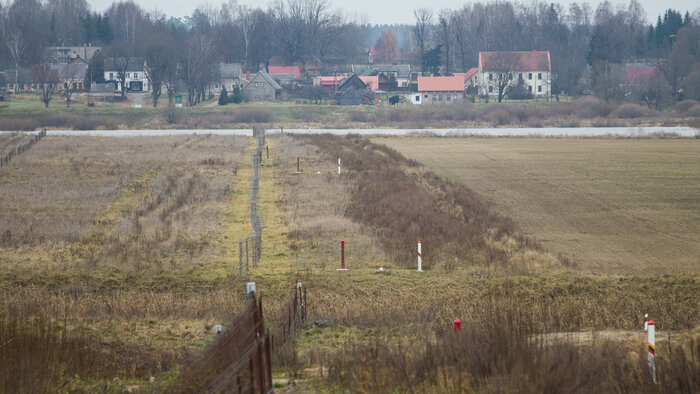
173;294;273;393
0;130;46;167
238;127;266;276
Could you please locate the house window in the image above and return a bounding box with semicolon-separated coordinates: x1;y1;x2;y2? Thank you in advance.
402;82;407;87
528;86;532;92
72;83;77;89
528;73;532;80
454;94;458;100
78;83;82;90
488;86;493;93
126;73;130;78
415;95;420;101
447;94;451;101
232;84;235;90
133;73;138;80
538;73;542;80
538;85;542;92
64;83;68;89
109;73;114;80
488;73;492;81
424;94;428;98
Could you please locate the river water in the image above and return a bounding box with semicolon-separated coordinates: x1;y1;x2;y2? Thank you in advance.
3;126;697;137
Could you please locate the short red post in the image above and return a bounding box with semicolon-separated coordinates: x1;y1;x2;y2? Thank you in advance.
281;125;284;133
454;319;461;333
337;240;347;271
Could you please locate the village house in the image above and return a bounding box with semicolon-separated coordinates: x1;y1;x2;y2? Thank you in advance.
336;73;376;105
413;76;465;105
104;58;149;93
454;67;478;95
352;64;411;90
212;63;243;93
54;62;87;91
242;69;283;101
314;74;347;92
476;50;551;98
46;45;101;64
267;65;301;86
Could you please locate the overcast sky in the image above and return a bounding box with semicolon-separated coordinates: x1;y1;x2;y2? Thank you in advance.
88;0;698;25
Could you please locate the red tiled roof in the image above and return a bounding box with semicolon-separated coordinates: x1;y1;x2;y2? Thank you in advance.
358;75;379;90
319;75;346;86
268;65;301;80
453;68;477;82
479;51;551;71
417;76;465;92
624;66;663;85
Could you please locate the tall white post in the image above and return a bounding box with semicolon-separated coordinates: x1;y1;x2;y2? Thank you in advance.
338;157;341;175
417;240;423;272
648;320;656;384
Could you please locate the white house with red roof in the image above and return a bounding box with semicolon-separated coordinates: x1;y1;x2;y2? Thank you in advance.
413;76;465;105
477;50;551;98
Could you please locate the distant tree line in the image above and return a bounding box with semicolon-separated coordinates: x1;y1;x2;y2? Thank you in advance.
0;0;698;106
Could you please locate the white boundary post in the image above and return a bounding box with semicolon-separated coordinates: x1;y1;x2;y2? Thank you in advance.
648;320;656;384
417;240;423;272
338;157;341;175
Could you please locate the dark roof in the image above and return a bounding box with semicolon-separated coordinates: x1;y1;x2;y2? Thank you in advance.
52;63;87;79
104;57;145;72
90;82;117;92
352;64;411;78
338;73;367;92
246;69;283;91
479;51;551;71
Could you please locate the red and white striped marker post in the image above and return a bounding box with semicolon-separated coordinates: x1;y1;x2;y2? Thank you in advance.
644;313;648;331
648;320;656;383
296;156;301;173
417;240;423;272
337;240;347;271
338;157;341;175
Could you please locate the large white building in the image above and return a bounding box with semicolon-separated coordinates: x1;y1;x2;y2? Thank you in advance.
104;58;149;93
476;50;551;98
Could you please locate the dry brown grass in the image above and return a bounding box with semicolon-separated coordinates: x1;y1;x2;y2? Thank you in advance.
378;137;700;275
0;132;35;157
0;135;245;276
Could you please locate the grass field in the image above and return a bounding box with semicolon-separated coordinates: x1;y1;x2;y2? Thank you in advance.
377;137;700;274
2;93;699;130
1;132;698;391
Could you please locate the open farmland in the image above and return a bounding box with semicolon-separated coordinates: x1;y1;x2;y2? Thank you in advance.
377;137;700;274
1;132;698;392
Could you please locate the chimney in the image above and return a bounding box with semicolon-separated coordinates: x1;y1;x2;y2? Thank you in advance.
246;71;250;81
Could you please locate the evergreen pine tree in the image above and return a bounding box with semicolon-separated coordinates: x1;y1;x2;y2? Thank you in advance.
218;87;229;105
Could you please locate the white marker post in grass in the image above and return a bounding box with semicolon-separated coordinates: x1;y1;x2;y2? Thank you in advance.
417;240;423;272
338;157;341;175
648;320;656;384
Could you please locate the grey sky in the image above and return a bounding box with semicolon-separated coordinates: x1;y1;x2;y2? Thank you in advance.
88;0;697;25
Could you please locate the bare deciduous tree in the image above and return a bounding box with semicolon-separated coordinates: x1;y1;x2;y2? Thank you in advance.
31;63;59;107
412;8;433;72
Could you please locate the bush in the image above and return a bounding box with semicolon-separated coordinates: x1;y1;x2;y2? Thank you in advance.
232;108;273;123
347;110;368;122
609;103;653;119
166;104;184;124
573;96;616;118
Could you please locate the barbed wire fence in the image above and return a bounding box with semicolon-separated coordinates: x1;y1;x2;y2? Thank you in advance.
238;127;266;277
0;130;46;167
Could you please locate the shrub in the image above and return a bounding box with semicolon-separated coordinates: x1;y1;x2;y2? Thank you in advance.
166;104;184;124
347;110;368;122
574;96;616;118
609;103;653;119
232;108;274;123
